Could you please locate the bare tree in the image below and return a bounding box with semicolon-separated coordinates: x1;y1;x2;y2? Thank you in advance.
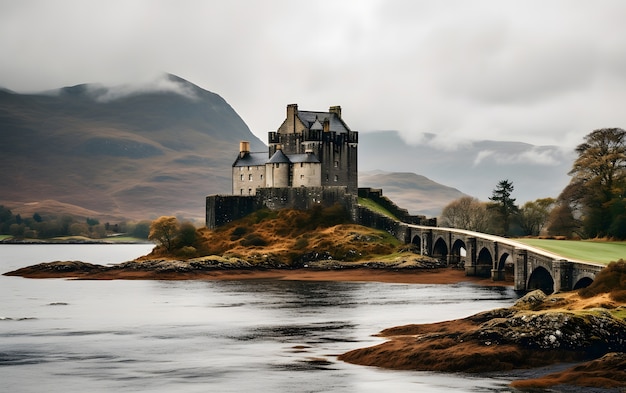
440;196;489;232
518;198;555;236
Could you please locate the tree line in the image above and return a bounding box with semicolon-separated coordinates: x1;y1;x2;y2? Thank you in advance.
0;207;151;240
440;128;626;240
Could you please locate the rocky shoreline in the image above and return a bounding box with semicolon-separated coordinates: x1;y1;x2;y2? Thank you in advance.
4;258;502;285
339;287;626;391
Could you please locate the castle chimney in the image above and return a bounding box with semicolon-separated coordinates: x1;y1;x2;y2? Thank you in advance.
323;118;330;132
287;104;298;125
329;106;341;118
239;141;250;158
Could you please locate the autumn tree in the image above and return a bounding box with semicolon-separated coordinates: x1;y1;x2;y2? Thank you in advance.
518;198;555;236
563;128;626;238
148;216;180;252
488;179;518;236
439;196;489;232
178;221;197;248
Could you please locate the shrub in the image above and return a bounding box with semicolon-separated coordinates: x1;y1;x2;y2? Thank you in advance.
240;233;268;247
579;260;626;300
294;237;309;250
177;246;198;258
231;226;247;240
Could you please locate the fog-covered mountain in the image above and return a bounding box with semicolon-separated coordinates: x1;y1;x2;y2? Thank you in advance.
0;74;264;221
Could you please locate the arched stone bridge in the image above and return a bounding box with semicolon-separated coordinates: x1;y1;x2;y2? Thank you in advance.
398;224;604;294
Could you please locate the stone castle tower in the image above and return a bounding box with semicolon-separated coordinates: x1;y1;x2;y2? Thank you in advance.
232;104;358;195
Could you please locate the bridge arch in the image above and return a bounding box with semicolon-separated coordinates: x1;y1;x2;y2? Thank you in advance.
527;266;555;295
475;247;493;277
450;239;466;267
493;253;514;281
573;276;594;290
411;234;421;250
432;237;448;263
497;253;511;271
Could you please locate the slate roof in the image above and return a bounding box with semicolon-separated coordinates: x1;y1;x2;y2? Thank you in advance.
233;151;321;167
232;152;268;167
268;149;290;164
297;111;351;133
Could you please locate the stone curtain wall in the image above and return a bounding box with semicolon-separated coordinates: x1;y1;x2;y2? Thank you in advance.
256;187;356;211
206;187;358;229
206;195;259;229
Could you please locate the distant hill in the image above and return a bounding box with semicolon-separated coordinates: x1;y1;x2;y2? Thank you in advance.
359;131;575;206
0;74;265;221
359;171;468;217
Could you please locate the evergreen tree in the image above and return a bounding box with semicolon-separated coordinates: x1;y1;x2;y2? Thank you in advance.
488;179;518;236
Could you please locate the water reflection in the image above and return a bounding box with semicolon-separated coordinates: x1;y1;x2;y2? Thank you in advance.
1;245;526;393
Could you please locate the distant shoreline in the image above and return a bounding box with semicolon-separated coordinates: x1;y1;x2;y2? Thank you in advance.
0;239;152;245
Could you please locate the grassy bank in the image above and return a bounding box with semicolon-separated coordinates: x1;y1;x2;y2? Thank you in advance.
515;239;626;265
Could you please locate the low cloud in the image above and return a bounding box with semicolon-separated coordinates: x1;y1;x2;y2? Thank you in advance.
86;74;199;102
473;146;567;167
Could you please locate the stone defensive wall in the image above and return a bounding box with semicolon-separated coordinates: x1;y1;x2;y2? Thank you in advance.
206;187;358;229
206;187;434;231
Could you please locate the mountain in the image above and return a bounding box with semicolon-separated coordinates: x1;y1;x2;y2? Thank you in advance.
0;74;265;221
0;75;575;223
359;171;467;217
358;131;575;205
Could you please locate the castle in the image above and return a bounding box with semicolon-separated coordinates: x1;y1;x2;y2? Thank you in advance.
232;104;358;195
206;103;432;230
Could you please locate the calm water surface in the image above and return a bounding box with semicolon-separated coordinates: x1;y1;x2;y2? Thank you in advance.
1;244;523;392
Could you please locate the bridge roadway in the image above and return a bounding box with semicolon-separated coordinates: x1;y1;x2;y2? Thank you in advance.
401;223;605;294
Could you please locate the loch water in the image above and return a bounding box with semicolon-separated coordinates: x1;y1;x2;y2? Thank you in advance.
1;244;524;392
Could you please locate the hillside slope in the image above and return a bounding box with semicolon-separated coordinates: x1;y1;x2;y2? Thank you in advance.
359;170;467;216
0;74;265;221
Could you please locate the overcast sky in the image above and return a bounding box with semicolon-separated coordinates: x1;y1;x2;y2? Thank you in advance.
2;0;625;150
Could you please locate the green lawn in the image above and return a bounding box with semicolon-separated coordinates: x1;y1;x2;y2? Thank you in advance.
515;239;626;265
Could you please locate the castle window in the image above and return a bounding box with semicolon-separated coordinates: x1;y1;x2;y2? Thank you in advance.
249;174;253;181
240;189;243;195
240;174;244;181
334;161;339;168
248;188;252;195
260;174;263;180
334;175;339;182
276;163;279;168
300;174;304;180
300;163;303;167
